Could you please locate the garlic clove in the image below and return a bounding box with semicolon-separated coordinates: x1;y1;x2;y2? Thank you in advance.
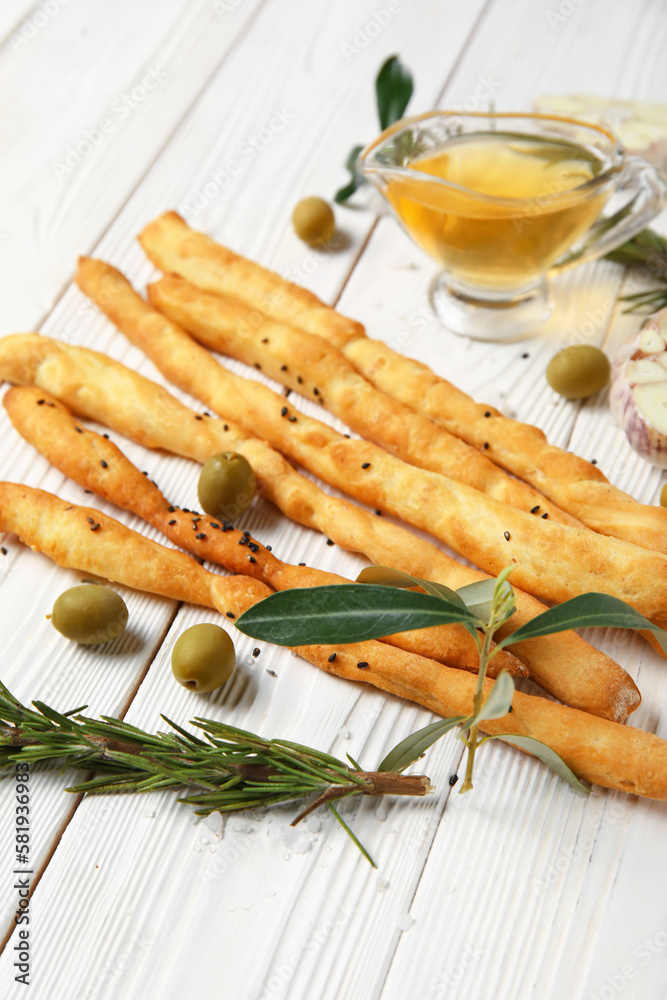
639;323;667;355
626;358;667;384
634;383;667;435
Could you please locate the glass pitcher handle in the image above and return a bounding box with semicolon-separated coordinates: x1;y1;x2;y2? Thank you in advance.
552;157;667;272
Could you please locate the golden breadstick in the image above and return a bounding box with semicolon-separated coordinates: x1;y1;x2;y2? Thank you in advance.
75;258;667;629
0;333;640;721
143;213;667;555
0;482;664;799
339;336;667;556
3;385;527;678
147;274;577;525
138;211;363;345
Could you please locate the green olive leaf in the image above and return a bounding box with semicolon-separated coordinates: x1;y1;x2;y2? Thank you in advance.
378;716;465;773
235;583;479;646
463;671;515;731
357;566;467;608
496;592;667;653
334;144;365;205
376;55;414;131
484;734;591;797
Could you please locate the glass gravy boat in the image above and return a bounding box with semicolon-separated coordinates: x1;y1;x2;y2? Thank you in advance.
358;112;666;341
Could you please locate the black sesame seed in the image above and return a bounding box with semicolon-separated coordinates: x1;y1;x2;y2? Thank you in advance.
37;399;45;405
191;511;200;517
83;489;92;494
254;362;261;370
266;669;277;677
357;661;369;670
297;376;303;384
521;352;529;359
344;434;350;439
86;516;95;524
142;471;149;477
483;442;489;450
90;524;100;532
266;545;272;552
45;401;55;407
238;538;248;546
223;424;229;431
196;533;206;540
326;539;334;546
542;513;548;519
248;556;256;563
103;433;109;439
448;774;459;787
375;509;382;516
261;338;268;344
0;547;6;555
361;462;371;469
195;415;203;421
226;611;235;619
591;459;597;465
281;365;288;372
504;531;511;541
243;530;251;537
484;411;491;418
74;426;83;433
210;522;220;529
248;543;259;553
508;705;513;713
252;648;260;657
288;415;297;422
183;508;190;514
313;388;319;396
168;506;175;513
328;653;337;663
204;412;210;417
531;505;540;514
298;562;306;566
281;406;288;417
100;460;108;468
168;519;176;525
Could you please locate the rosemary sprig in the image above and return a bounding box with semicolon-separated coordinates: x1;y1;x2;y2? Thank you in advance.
605;227;667;313
0;683;432;867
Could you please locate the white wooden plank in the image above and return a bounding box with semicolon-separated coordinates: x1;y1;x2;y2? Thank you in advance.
0;1;491;997
0;0;265;331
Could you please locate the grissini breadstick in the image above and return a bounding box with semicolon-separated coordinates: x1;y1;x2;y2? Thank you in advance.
138;211;364;345
0;484;665;800
141;212;667;555
0;333;640;721
75;258;667;629
3;385;527;678
146;274;577;525
337;336;667;556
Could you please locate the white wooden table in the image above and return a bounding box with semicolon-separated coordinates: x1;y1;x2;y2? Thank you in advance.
1;2;667;997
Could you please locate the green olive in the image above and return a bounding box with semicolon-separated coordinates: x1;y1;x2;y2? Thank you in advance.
546;345;611;399
50;585;128;645
171;623;235;692
292;197;335;246
197;452;256;521
661;483;667;508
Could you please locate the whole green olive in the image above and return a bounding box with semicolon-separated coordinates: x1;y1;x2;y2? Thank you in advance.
546;345;611;399
49;585;128;645
292;197;335;246
171;623;235;692
198;451;256;521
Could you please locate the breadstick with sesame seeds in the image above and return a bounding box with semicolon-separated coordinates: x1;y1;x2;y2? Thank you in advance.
3;384;526;678
145;273;578;526
0;332;641;722
138;210;364;346
74;258;667;629
0;486;665;801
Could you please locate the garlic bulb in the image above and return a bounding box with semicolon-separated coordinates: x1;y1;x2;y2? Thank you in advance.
610;308;667;467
